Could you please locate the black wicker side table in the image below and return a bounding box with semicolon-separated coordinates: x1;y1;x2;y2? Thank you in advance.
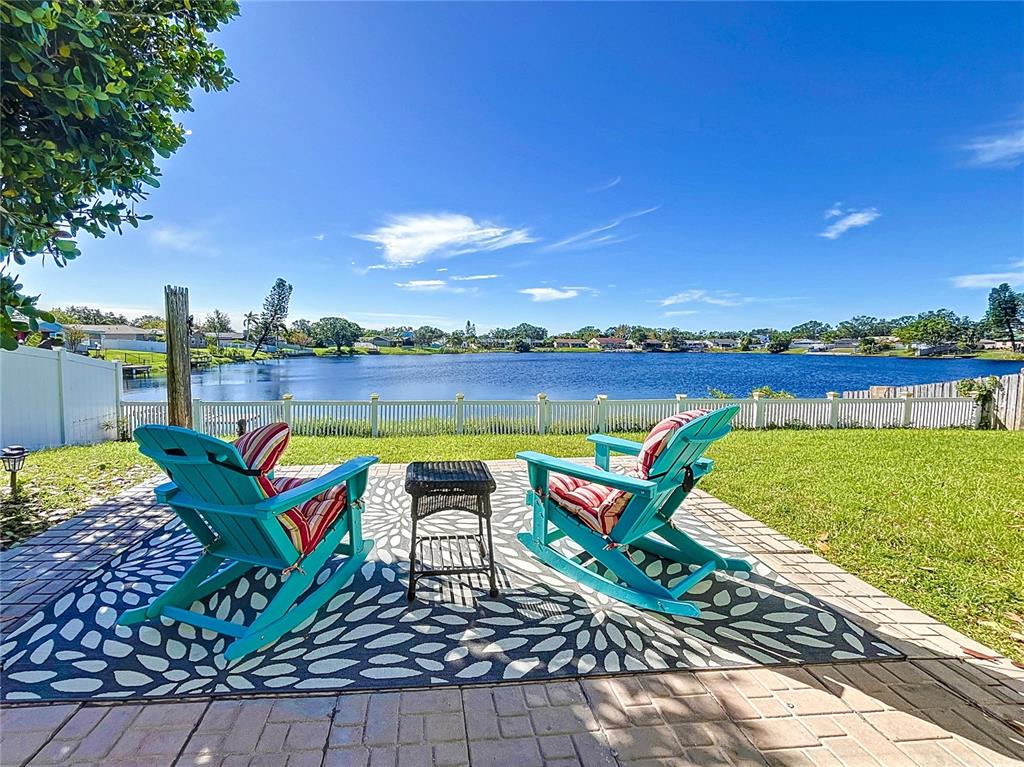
405;461;498;600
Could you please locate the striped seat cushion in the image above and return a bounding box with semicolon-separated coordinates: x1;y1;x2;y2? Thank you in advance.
271;476;349;555
548;471;631;536
233;424;347;554
276;493;348;555
547;409;709;535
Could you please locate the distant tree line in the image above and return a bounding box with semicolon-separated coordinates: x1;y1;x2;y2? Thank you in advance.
41;283;1023;355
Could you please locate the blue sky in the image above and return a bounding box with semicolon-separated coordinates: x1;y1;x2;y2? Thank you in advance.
22;2;1024;332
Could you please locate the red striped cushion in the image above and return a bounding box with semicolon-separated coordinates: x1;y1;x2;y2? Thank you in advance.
548;471;631;535
234;422;291;497
634;409;709;478
277;496;347;555
234;422;291;476
269;475;349;553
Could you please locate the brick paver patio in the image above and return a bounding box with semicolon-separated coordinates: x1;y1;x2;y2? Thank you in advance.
2;460;1023;766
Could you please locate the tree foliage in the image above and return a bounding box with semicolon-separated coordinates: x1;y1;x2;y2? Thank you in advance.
1;0;238;349
49;304;127;325
201;309;233;333
312;316;361;352
250;278;292;356
985;283;1023;352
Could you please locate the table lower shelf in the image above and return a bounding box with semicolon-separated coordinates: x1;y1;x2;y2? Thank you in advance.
408;533;498;599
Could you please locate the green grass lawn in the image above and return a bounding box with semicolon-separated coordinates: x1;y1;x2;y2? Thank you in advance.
4;430;1022;660
95;349;275;373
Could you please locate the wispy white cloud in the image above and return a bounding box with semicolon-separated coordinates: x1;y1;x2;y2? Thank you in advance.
394;279;466;293
545;206;659;251
818;206;880;240
356;213;534;268
950;259;1024;288
961;118;1024;168
658;289;802;309
150;225;214;254
450;274;500;281
659;289;745;308
586;175;622;194
520;287;591;302
313;233;326;241
664;309;699;317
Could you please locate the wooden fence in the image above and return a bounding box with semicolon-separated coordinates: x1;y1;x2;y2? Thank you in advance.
843;369;1024;430
118;392;981;439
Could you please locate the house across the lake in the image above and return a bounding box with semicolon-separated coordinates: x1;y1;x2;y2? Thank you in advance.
552;338;587;349
361;336;394;348
630;338;666;352
978;338;1015;350
588;337;628;351
790;338;827;351
709;338;740;350
827;338;859;351
67;324;160;352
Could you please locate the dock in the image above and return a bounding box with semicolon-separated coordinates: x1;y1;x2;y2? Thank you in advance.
121;364;151;379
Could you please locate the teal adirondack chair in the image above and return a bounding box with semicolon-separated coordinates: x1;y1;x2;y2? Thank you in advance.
119;424;377;660
517;406;750;616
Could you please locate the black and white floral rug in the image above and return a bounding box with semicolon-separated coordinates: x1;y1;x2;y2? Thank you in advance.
0;471;900;702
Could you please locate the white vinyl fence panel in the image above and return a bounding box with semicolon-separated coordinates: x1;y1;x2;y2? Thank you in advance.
0;347;120;449
117;392;981;441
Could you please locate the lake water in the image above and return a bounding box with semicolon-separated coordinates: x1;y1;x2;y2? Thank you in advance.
122;353;1023;402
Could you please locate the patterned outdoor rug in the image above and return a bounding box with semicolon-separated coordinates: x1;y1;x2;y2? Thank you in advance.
0;471;901;702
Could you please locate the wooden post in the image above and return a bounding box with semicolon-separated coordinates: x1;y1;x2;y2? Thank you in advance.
164;285;193;428
675;393;688;413
370;393;380;438
455;393;465;435
535;393;548;435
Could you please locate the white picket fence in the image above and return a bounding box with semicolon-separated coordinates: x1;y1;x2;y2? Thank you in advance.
118;391;981;439
844;369;1024;430
0;346;122;449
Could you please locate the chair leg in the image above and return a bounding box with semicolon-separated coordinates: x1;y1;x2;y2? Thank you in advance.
225;539;372;661
119;551;225;626
635;522;752;574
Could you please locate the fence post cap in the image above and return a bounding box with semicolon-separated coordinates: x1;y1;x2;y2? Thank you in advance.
536;392;547;400
455;392;464;401
676;393;688;400
282;393;293;400
751;391;762;400
826;391;838;399
902;391;913;398
370;392;379;401
595;394;608;401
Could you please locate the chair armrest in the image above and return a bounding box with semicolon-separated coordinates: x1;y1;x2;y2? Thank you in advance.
255;456;379;515
587;434;643;455
154;481;179;504
516;451;656;496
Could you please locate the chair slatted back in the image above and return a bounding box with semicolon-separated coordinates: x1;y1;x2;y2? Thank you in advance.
134;425;298;565
612;406;739;542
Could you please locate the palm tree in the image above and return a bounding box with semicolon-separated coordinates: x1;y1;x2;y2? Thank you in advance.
243;312;258;341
